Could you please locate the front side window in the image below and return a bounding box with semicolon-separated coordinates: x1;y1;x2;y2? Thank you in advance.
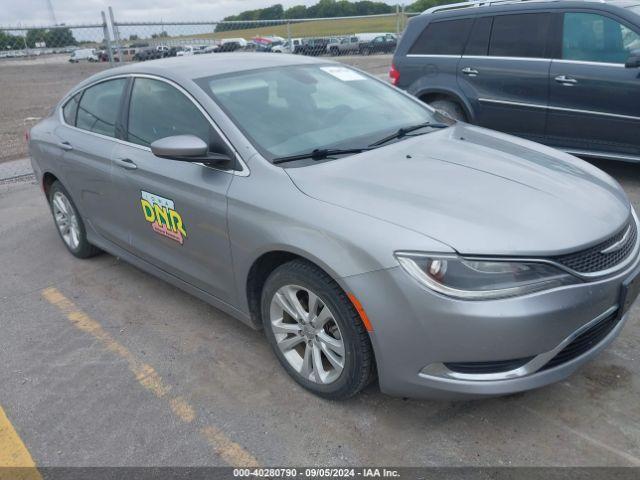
409;18;474;55
489;13;551;58
200;65;438;161
127;78;211;148
62;92;81;126
76;78;126;137
562;12;640;63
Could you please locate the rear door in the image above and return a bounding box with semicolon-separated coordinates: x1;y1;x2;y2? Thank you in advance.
401;17;474;94
546;10;640;158
54;77;128;244
110;76;238;302
458;12;553;142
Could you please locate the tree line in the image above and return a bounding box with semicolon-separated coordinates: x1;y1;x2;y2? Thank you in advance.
220;0;457;22
0;28;77;50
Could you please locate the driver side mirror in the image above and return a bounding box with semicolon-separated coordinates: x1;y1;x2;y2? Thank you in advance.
626;53;640;68
150;134;232;166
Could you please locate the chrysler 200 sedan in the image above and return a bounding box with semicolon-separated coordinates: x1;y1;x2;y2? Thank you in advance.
29;53;640;399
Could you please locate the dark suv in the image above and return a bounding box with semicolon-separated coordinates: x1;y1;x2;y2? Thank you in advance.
392;0;640;162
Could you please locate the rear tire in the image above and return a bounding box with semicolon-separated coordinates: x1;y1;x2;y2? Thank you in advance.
48;181;101;259
428;98;467;122
261;260;375;400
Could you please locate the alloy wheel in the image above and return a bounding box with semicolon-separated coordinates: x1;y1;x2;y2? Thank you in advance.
52;191;80;250
269;284;345;384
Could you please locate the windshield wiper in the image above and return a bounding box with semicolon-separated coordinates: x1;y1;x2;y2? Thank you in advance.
272;147;372;165
368;121;449;147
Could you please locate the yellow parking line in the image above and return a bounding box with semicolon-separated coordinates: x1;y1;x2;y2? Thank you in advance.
0;404;42;480
41;287;259;468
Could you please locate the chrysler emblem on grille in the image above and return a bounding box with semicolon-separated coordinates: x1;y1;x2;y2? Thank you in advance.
600;225;632;254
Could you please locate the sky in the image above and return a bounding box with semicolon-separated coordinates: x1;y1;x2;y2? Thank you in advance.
1;0;400;27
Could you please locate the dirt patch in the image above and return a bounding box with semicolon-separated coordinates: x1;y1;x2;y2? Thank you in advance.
0;60;109;163
584;364;633;390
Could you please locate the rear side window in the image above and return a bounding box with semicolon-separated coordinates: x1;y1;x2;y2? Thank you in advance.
76;78;126;137
62;93;81;126
127;78;211;148
562;12;640;64
465;16;493;56
409;18;474;55
489;13;552;58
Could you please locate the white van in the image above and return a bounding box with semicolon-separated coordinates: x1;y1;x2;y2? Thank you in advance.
69;48;98;63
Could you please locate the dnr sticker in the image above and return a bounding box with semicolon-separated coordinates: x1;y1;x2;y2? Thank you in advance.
140;191;187;244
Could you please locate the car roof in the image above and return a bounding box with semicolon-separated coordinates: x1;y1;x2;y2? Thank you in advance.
421;0;640;16
78;53;326;90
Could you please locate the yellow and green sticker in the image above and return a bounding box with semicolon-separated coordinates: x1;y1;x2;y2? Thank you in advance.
140;190;187;244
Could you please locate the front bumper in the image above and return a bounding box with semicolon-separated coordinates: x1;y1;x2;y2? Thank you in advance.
342;254;640;399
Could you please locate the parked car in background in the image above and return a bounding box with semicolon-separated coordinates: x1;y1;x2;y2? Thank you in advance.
298;38;330;56
134;46;170;62
201;45;220;54
359;35;397;55
327;36;361;56
177;45;196;56
69;48;98;63
272;38;302;53
218;41;242;52
392;0;640;162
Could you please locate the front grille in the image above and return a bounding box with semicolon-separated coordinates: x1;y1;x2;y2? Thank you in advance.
444;357;534;375
540;311;620;371
553;219;637;274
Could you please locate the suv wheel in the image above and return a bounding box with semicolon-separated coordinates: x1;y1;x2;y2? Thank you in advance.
329;47;339;56
428;98;467;122
261;260;375;399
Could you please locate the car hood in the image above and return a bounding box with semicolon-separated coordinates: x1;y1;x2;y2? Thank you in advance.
286;124;631;256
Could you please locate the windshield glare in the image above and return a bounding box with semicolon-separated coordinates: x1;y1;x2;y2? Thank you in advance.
201;65;438;161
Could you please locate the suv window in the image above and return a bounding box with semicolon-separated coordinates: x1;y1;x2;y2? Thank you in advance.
62;92;81;126
409;18;474;55
465;16;493;56
489;13;551;58
76;78;126;137
562;12;640;64
127;77;211;148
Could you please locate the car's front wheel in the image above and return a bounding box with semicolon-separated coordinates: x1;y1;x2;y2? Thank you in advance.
262;260;375;399
48;181;101;259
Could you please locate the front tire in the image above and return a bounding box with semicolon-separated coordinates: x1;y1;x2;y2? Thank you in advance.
262;260;375;399
48;181;101;259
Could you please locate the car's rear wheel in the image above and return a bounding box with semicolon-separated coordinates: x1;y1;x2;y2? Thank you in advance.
262;260;375;399
428;98;467;122
48;181;101;259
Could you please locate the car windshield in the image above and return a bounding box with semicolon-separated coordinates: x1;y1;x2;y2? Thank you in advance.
198;64;441;161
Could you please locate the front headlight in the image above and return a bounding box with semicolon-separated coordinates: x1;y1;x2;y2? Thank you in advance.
395;253;580;300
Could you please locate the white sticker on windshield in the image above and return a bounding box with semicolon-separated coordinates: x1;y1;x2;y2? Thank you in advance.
320;66;366;81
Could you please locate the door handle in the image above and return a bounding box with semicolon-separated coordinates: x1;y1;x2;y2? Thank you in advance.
555;75;577;85
58;141;73;151
114;157;138;170
461;67;479;76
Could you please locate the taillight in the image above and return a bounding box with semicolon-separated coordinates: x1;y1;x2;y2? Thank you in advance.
389;63;400;86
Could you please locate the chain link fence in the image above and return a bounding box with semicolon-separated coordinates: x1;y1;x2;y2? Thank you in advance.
0;6;419;66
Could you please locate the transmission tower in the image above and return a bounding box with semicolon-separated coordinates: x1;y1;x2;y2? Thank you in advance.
46;0;58;25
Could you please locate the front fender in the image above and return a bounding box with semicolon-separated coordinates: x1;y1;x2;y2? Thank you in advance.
227;159;454;315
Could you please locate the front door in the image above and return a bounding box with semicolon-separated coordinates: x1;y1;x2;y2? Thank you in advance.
111;76;236;302
546;11;640;158
458;12;554;143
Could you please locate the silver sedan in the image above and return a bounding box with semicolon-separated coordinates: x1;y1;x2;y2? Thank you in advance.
28;53;640;399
